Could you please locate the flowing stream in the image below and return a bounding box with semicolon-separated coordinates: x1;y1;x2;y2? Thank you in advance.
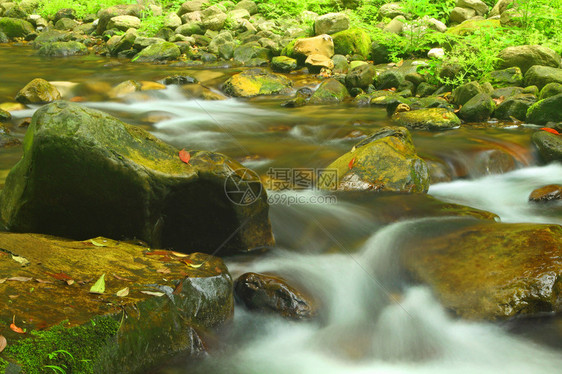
1;47;561;373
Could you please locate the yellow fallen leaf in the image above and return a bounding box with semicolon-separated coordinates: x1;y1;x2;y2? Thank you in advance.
89;274;106;294
140;290;165;297
66;279;75;286
89;239;108;247
116;287;129;297
11;255;30;266
0;278;6;284
187;263;203;269
171;251;190;258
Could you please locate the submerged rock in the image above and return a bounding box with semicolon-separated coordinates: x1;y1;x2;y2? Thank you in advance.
402;222;562;320
0;232;233;373
319;126;429;193
392;108;461;130
235;272;317;320
15;78;61;104
223;68;292;97
0;101;274;254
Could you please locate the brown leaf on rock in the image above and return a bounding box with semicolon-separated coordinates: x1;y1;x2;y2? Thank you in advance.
35;279;54;284
172;281;183;295
156;268;171;274
112;274;132;282
46;272;73;281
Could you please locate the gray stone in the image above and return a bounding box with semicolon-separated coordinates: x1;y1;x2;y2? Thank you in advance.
524;65;562;91
450;7;477;24
458;92;495;122
498;45;561;74
314;12;350;35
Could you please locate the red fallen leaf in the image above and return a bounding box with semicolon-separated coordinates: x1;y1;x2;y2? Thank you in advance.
0;335;6;352
348;157;356;170
215;266;222;274
10;316;25;334
172;281;184;295
541;127;560;135
70;96;86;102
46;272;72;281
179;148;191;164
144;250;170;256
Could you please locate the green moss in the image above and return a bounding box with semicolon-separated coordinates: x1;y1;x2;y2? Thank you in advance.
332;28;371;58
0;17;34;38
2;317;120;374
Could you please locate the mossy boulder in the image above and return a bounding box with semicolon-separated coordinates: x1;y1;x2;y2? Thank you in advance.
233;43;271;65
332;28;371;58
486;67;523;87
54;17;79;31
392;108;461;130
0;17;34;38
401;221;562;320
0;233;233;373
526;93;562;126
37;41;88;57
222;68;292;97
0;101;274;253
458;92;495;122
493;93;536;121
523;65;562;91
446;19;500;36
319;126;429;192
308;78;350;105
132;42;181;63
497;45;561;74
96;4;143;34
345;63;376;89
106;15;141;31
271;56;297;73
32;30;73;49
175;21;204;36
15;78;61;104
451;81;483;106
376;69;405;90
539;82;562;100
531;129;562;162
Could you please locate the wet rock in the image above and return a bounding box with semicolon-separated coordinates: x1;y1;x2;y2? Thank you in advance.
175;20;204;36
54;17;78;31
539;82;562;100
377;70;405;90
493;93;536;121
305;54;334;73
486;67;523;87
452;81;482;106
15;78;61;104
0;17;34;38
0;233;232;373
235;272;317;320
416;82;437;97
234;0;258;15
37;41;88;57
284;34;334;64
392;108;461;130
314;12;350;35
0;101;274;253
181;84;227;100
0;108;12;122
457;0;489;15
96;4;143;34
527;93;562;126
346;63;376;89
473;149;516;175
458;92;495;122
32;30;73;48
4;5;28;19
332;54;348;73
208;31;234;53
201;5;227;31
178;0;209;16
309;78;350;105
523;65;562;91
108;79;141;98
531;129;562;162
491;86;524;99
402;222;562;320
132;41;181;63
529;184;562;202
271;56;297;73
320;126;429;193
164;74;198;85
369;39;391;64
332;28;371;58
108;28;137;56
497;45;561;74
223;68;292;97
233;43;271;64
53;8;76;23
107;15;141;31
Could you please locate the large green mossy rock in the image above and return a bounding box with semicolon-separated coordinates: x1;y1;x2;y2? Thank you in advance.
223;68;292;97
308;78;350;105
531;129;562;162
392;108;461;130
0;233;233;373
523;65;562;91
37;41;88;57
458;92;495;122
0;17;34;38
497;45;561;74
0;101;274;254
331;28;371;58
526;93;562;126
401;221;562;320
15;78;61;104
319;126;429;192
132;42;181;63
